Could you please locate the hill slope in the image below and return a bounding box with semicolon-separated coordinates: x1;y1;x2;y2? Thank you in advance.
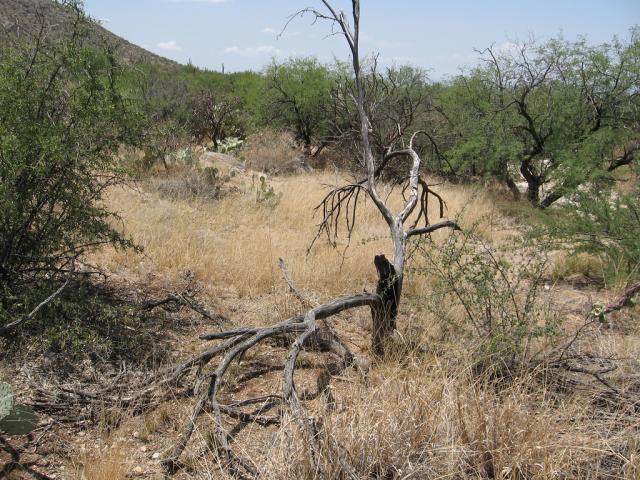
0;0;177;67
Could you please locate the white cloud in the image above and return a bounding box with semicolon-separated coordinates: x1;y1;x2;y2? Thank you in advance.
157;40;183;52
261;27;300;38
224;45;280;56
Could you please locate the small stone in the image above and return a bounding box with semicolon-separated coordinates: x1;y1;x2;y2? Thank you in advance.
140;445;147;453
152;452;160;460
133;466;143;475
132;431;140;439
77;431;85;437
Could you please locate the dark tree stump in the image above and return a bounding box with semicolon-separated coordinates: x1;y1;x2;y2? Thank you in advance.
371;254;400;357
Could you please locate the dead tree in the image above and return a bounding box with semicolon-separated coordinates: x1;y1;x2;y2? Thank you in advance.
305;1;460;356
157;1;462;475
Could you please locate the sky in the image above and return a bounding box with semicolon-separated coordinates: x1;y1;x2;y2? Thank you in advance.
83;0;639;79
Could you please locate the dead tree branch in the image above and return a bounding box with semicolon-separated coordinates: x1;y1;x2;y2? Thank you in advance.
161;291;381;475
603;281;640;314
299;1;460;359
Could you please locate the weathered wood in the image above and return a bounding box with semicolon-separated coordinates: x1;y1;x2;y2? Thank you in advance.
161;292;381;475
299;3;461;358
371;255;400;357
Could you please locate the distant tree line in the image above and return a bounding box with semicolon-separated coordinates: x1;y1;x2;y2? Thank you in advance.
129;28;638;209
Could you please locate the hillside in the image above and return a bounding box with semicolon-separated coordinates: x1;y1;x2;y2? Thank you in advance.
0;0;177;67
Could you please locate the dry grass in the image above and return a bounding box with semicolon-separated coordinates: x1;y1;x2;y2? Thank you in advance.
259;361;638;479
551;251;605;283
72;446;129;480
82;170;640;479
96;171;502;298
242;129;303;174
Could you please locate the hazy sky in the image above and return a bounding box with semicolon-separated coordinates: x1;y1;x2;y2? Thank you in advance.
83;0;639;78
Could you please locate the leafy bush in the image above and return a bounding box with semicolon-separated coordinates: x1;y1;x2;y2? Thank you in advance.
415;227;560;372
265;57;334;151
543;188;640;283
188;92;245;149
0;4;139;331
433;29;640;206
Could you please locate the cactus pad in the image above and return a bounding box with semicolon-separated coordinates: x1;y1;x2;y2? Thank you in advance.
0;404;38;435
0;381;13;419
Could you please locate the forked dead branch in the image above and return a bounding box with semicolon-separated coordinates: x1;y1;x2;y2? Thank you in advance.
158;0;464;475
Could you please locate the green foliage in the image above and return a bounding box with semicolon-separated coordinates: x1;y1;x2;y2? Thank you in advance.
0;9;140;295
542;187;640;282
434;29;640;205
188;92;245;149
0;381;38;436
2;276;170;366
265;57;334;148
415;227;560;371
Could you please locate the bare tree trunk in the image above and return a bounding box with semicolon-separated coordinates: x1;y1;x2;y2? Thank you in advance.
371;255;400;356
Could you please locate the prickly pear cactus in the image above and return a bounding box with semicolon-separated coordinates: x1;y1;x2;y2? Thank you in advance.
0;381;38;435
0;381;13;418
0;404;38;435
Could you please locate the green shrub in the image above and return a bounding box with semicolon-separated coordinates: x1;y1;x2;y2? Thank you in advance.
543;189;640;284
0;4;141;336
414;227;561;373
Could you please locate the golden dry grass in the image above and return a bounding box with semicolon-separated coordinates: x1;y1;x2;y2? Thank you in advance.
83;170;640;479
96;171;502;299
259;365;625;479
72;446;128;480
241;129;302;174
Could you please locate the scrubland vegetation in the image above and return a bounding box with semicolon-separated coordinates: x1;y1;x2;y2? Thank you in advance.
1;1;639;479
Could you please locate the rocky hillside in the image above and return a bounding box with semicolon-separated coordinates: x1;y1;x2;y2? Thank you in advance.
0;0;177;67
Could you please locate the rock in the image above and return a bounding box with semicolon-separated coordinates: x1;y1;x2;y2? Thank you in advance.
152;452;160;460
132;431;140;439
133;466;143;475
140;445;147;453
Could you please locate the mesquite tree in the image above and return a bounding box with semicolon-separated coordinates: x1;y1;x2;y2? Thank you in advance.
437;32;640;207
